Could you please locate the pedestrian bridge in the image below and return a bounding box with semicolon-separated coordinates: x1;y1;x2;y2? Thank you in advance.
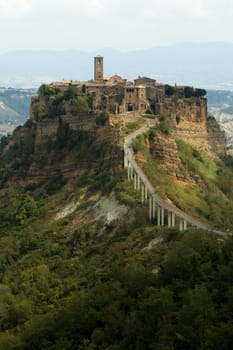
124;125;210;231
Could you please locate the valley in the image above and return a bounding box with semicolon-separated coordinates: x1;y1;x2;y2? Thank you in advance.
0;88;37;137
207;90;233;153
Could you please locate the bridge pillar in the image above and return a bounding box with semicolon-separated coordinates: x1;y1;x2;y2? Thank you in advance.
127;163;131;181
145;187;148;204
141;183;145;204
179;219;183;231
149;196;152;221
168;211;172;227
131;165;134;180
134;172;137;190
172;212;175;227
124;155;128;169
161;207;165;226
157;207;161;226
137;175;141;191
152;197;156;220
179;219;187;231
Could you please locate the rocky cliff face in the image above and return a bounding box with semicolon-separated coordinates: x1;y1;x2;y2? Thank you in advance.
149;134;181;177
148;133;202;185
2;111;122;187
158;98;226;158
145;97;227;184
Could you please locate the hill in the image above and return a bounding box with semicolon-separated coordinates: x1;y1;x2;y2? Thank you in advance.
0;88;37;137
0;84;232;349
1;42;233;89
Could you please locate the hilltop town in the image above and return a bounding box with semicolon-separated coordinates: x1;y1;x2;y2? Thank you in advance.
50;55;206;115
28;56;225;162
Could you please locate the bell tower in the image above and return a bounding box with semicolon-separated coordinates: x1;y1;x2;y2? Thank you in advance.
94;55;104;81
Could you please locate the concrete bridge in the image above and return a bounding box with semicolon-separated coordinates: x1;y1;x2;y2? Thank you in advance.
124;125;210;231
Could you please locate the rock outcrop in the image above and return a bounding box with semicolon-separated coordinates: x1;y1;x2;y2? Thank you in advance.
4;112;122;187
158;98;226;158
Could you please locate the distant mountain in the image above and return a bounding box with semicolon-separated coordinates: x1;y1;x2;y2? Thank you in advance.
0;88;37;131
0;100;19;121
0;42;233;89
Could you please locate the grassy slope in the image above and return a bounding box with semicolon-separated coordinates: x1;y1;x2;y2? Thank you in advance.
133;129;233;230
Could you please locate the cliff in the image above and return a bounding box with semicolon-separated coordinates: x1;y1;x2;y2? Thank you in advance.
158;97;226;157
0;83;228;192
0;109;122;188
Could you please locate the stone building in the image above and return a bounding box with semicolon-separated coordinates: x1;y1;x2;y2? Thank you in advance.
51;56;166;114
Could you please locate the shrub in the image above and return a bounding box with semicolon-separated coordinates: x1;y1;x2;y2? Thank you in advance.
96;110;109;125
176;115;181;124
184;86;194;98
207;115;216;121
63;86;77;100
32;101;49;120
158;114;173;134
71;96;89;116
165;84;176;96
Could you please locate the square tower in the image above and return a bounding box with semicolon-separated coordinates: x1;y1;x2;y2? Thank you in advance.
94;55;104;81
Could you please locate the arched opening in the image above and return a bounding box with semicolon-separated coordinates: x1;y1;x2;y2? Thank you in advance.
128;103;133;112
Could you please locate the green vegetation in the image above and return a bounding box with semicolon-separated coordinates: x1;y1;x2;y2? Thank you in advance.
165;84;206;99
124;119;145;135
134;131;233;230
158;113;173;134
0;127;36;186
95;110;109;126
32;84;90;120
0;190;232;350
176;140;217;180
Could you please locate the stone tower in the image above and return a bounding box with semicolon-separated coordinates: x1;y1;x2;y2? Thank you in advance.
94;55;104;81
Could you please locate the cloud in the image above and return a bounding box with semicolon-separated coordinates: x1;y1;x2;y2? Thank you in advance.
0;0;31;16
1;0;230;21
28;0;107;17
140;0;205;19
0;0;233;52
140;0;231;20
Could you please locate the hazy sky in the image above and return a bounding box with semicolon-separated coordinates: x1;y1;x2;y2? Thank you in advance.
0;0;232;52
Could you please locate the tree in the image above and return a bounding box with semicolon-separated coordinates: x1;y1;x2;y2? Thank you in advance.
177;285;216;349
165;85;176;96
64;86;77;100
71;96;89;116
194;88;206;97
184;86;194;98
32;101;49;120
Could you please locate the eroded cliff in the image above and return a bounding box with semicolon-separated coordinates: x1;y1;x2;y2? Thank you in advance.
158;98;226;157
0;92;123;188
